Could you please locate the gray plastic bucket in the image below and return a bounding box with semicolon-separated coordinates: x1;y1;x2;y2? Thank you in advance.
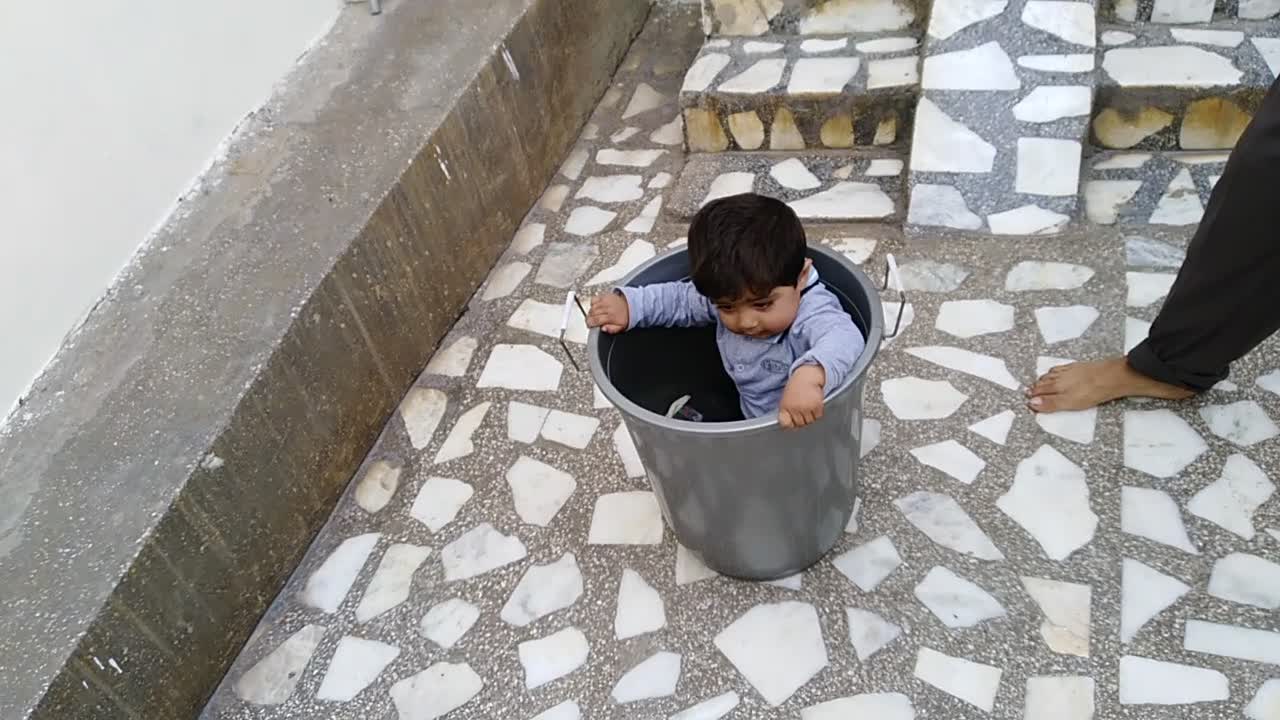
589;243;884;580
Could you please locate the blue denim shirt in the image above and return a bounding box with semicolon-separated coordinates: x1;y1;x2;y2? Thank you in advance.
617;269;865;419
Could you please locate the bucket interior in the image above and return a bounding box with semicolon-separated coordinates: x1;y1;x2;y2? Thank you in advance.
598;247;874;423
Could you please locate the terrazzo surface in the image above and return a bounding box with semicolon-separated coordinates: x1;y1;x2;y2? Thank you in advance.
201;4;1280;719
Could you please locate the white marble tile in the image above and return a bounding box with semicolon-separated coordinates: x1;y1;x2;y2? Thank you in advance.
519;628;589;689
880;301;916;347
649;172;673;190
622;82;665;119
613;423;645;478
302;533;380;614
1036;405;1097;445
1188;453;1274;539
676;543;719;585
1185;619;1280;665
914;647;1003;711
906;346;1021;390
684;53;732;92
924;42;1021;89
425;336;478;376
1147;168;1204;226
868;56;920;90
702;171;756;206
508;401;551;444
928;0;1007;39
833;535;902;591
540;410;600;450
1200;400;1280;447
881;377;969;419
588;492;663;545
576;175;644;204
651;115;685;146
969;411;1015;445
907;183;984;229
803;693;915;720
597;148;667;168
501;553;584;627
1023;577;1091;656
845;609;903;661
671;693;739;720
866;159;904;177
1121;558;1190;643
910;98;997;173
1021;1;1097;47
1215;379;1239;392
478;344;563;392
789;182;895;220
1126;271;1176;308
507;299;589;345
1102;30;1135;45
720;59;787;93
1121;485;1200;553
435;402;490;465
1127;236;1185;267
1124;317;1151;354
898;259;971;292
1254;37;1280;77
1006;261;1094;291
355;543;432;623
506;455;576;528
999;445;1098;560
1085;180;1143;224
935;299;1015;338
1120;655;1228;705
861;419;881;458
1258;368;1280;396
559;147;589;181
234;625;326;704
419;598;480;649
1106;46;1243;88
1034;306;1099;344
845;496;864;533
316;637;399;702
410;477;473;533
354;461;400;515
1018;54;1095;72
400;388;448;451
530;701;580;720
1172;28;1243;47
1016;138;1082;196
1025;676;1095;720
1246;680;1280;720
615;569;666;639
801;37;849;53
895;491;1005;560
767;573;803;590
588;238;655;284
826;237;878;265
1098;153;1152;170
564;205;617;237
540;185;570;212
911;439;986;484
623;197;663;234
1208;553;1280;609
610;126;640;143
714;601;829;707
788;57;861;94
537;244;599;288
593;384;611;409
389;663;483;720
612;651;681;703
915;566;1006;628
1124;409;1208;478
441;523;528;581
859;36;919;53
1152;0;1214;22
1014;86;1092;123
988;204;1070;235
770;158;821;190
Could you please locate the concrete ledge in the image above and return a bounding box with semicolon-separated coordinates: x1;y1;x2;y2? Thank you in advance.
0;0;647;717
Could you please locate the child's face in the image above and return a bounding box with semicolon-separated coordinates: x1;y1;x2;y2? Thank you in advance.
712;260;812;339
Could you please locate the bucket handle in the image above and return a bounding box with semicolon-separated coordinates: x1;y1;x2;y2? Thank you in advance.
559;291;589;371
881;253;908;339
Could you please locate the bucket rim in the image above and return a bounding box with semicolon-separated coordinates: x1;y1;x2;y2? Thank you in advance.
588;243;885;435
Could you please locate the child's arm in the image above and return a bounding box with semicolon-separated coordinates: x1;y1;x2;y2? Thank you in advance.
590;281;716;333
778;303;865;429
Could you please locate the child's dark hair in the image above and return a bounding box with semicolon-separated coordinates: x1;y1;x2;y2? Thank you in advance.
687;193;807;301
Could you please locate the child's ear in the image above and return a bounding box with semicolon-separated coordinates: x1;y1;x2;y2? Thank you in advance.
797;258;813;286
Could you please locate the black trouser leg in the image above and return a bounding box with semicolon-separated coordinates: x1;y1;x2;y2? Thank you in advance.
1127;77;1280;392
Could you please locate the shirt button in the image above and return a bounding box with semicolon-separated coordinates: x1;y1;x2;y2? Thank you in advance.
736;364;745;371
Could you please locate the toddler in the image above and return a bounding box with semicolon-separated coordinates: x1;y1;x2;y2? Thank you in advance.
587;193;865;429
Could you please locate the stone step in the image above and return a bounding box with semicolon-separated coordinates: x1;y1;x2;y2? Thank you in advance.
1099;0;1279;24
680;33;921;152
700;0;925;37
1082;149;1227;227
904;0;1101;236
666;149;908;223
1093;23;1278;150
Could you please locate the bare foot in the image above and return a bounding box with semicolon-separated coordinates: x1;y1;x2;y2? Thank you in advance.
1026;357;1195;412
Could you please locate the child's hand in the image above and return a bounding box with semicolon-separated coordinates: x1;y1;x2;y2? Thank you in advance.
587;292;630;334
779;365;826;429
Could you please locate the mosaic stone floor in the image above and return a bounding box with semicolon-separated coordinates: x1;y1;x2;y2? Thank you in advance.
201;4;1280;719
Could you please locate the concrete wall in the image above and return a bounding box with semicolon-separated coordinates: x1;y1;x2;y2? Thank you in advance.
0;0;340;422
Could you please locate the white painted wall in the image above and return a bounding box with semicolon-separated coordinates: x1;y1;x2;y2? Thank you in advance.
0;0;341;421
